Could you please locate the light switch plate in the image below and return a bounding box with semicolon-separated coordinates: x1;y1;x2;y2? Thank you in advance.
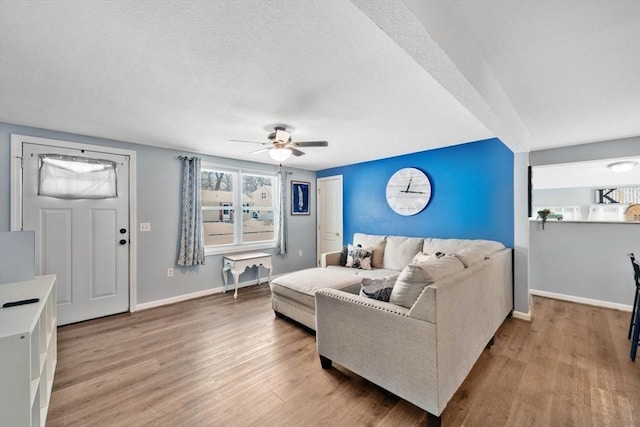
140;222;151;232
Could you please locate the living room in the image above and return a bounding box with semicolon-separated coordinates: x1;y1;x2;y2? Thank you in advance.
1;1;639;426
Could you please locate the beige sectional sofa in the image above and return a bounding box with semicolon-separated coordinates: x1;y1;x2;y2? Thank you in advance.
314;233;513;427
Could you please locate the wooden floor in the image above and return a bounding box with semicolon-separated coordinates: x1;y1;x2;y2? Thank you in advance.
47;285;640;426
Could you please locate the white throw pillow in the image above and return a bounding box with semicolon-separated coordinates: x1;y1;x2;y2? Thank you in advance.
416;254;465;283
411;251;431;264
454;247;485;268
390;254;465;308
389;264;429;308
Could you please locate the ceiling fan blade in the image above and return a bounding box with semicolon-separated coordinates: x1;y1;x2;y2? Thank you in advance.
290;148;306;157
291;141;329;148
230;139;266;145
249;148;270;155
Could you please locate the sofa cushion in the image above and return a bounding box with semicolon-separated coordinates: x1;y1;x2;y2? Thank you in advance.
454;247;485;267
353;233;387;269
389;264;429;308
345;244;373;270
383;236;424;271
270;268;362;308
359;276;395;302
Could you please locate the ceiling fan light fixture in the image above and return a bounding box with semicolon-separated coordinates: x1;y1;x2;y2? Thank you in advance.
269;147;292;162
607;161;638;172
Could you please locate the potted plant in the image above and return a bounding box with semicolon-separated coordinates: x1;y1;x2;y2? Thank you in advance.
537;209;551;230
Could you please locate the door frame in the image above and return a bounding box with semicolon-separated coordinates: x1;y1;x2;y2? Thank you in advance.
10;134;138;312
316;175;343;264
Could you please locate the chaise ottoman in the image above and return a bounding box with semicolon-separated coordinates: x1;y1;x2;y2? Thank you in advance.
270;268;363;330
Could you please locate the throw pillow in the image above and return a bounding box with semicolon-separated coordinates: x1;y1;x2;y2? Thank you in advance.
412;251;431;264
389;264;429;308
359;276;395;302
345;244;373;270
339;245;349;266
454;247;485;268
389;254;466;309
412;251;446;263
416;254;465;283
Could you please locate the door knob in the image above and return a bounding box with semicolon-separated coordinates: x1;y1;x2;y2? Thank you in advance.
119;239;127;245
120;228;127;234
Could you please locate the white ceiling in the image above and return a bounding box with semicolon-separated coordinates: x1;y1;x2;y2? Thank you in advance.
0;0;638;171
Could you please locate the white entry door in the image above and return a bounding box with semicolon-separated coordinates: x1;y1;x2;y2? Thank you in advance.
21;142;130;325
317;175;343;265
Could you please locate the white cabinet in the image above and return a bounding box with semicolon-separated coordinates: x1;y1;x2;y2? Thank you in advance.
0;275;57;427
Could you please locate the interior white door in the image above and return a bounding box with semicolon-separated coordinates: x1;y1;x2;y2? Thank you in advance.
317;176;343;265
22;142;130;325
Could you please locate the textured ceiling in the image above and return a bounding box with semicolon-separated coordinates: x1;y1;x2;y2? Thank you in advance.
0;0;638;170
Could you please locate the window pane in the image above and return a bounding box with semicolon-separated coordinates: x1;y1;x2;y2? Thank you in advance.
241;174;275;243
243;209;274;242
201;169;236;246
201;170;233;206
202;208;235;246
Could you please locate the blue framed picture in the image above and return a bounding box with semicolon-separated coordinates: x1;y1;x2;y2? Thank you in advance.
291;181;310;215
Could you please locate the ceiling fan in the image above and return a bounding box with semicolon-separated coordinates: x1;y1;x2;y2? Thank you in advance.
230;126;328;161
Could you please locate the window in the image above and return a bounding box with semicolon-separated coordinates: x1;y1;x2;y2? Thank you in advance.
201;165;277;254
38;154;117;199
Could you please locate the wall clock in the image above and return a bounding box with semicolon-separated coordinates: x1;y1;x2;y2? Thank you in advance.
385;167;432;216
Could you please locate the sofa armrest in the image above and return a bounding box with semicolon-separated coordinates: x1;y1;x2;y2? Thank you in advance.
320;251;342;267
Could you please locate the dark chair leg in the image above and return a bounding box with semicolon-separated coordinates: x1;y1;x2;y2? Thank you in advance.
628;287;639;340
426;412;441;427
631;302;640;361
319;355;333;369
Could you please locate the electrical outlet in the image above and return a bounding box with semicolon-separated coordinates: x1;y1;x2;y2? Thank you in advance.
140;222;151;232
167;268;174;277
298;250;303;257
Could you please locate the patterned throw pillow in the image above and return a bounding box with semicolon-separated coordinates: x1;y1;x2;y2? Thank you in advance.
360;276;396;302
345;244;373;270
339;245;349;266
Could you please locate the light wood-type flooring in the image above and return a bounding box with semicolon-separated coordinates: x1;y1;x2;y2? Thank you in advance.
47;285;640;426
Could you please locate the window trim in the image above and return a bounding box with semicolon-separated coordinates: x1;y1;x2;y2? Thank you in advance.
201;162;278;256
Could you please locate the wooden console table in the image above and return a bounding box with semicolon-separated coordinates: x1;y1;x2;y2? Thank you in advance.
222;252;272;299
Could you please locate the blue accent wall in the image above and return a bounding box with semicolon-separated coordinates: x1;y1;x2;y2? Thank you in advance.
317;138;514;247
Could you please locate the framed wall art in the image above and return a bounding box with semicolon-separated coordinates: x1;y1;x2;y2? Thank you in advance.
291;181;310;215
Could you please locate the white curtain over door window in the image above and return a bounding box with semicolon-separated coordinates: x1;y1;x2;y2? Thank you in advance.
38;154;117;199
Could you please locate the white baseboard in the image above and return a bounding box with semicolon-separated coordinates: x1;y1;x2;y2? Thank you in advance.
512;310;532;321
134;279;263;311
529;289;632;312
